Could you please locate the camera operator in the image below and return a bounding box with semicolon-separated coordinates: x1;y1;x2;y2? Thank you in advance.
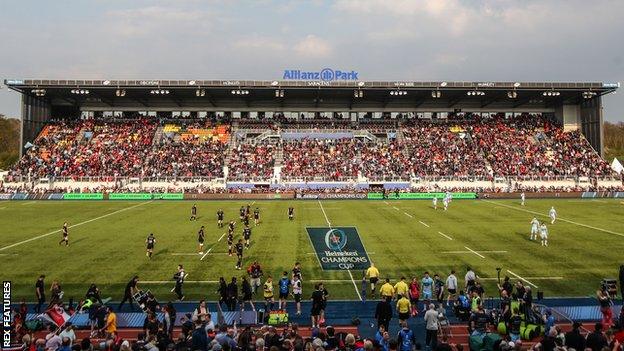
86;284;103;304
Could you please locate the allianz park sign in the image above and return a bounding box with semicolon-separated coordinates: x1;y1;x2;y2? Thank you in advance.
283;68;359;81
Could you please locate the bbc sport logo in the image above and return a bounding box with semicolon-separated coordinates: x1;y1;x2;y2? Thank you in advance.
283;68;359;81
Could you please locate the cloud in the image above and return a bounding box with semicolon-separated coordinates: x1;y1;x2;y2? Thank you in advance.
293;34;332;58
232;35;285;52
105;6;215;38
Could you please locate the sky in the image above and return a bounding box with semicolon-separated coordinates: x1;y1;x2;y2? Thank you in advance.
0;0;623;121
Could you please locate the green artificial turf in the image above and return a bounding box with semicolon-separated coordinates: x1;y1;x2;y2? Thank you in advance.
1;198;623;303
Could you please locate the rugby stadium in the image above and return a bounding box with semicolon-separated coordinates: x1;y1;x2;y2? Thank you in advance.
1;76;623;350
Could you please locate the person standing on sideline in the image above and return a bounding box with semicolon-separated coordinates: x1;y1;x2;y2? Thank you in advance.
421;272;434;312
380;278;395;301
311;283;324;328
226;277;238;311
597;287;613;329
396;294;411;324
521;192;525;206
464;267;477;292
409;277;420;317
278;271;291;310
173;265;186;301
247;261;263;294
424;303;439;350
118;275;138;311
375;297;392;331
366;263;380;298
35;275;46;313
240;275;255;312
446;270;458;306
291;274;302;316
263;275;275;313
394;276;409;300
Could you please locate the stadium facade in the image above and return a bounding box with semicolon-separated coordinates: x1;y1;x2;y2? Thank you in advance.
4;79;619;156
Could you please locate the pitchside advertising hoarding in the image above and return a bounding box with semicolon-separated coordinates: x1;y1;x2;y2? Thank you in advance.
306;227;371;271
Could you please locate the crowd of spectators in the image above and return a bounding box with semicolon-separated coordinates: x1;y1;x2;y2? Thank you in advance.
228;142;276;181
403;124;489;177
471;116;613;177
359;141;411;180
144;139;225;178
10;120;157;178
14;266;624;351
6;115;621;183
282;139;360;181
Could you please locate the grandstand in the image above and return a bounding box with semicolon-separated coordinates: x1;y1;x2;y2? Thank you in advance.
2;79;623;193
2;78;624;351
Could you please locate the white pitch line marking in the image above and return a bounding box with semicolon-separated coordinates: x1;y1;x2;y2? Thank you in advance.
306;252;376;255
143;280;218;284
479;277;563;281
464;246;485;259
171;253;201;256
217;233;225;241
21;201;37;205
482;199;624;238
438;232;453;240
199;247;213;260
419;221;430;227
403;212;413;218
0;200;153;252
143;278;378;284
441;250;507;254
392;206;400;211
318;200;332;227
317;200;362;301
383;201;389;205
347;270;363;301
506;269;539;288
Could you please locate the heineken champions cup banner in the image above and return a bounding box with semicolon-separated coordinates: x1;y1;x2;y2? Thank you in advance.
306;227;371;271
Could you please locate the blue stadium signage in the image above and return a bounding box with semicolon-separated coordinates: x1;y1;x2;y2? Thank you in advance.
283;68;359;81
306;227;371;270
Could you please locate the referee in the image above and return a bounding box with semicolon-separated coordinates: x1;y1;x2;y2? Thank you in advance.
366;263;380;298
